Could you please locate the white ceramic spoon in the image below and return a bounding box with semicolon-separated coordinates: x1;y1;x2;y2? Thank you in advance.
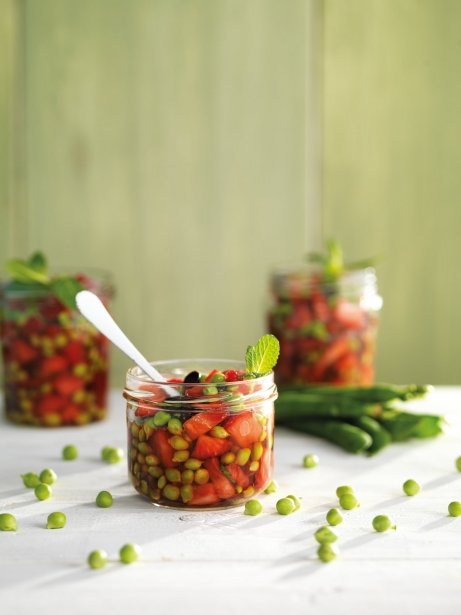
75;290;177;395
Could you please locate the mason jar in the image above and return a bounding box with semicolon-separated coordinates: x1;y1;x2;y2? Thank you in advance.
268;265;383;386
0;272;112;426
124;359;277;510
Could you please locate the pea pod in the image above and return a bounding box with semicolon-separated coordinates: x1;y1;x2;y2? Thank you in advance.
286;419;372;454
350;416;391;455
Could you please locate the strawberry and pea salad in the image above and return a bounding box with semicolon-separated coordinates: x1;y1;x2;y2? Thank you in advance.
0;252;110;426
268;240;382;385
124;335;279;508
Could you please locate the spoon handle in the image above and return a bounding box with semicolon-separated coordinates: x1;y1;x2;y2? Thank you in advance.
76;290;166;384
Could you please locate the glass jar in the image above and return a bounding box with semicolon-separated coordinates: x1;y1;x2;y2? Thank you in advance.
0;273;112;426
268;265;383;386
124;359;277;510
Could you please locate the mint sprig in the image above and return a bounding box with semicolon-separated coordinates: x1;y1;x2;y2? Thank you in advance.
4;252;84;310
307;239;377;282
245;334;280;376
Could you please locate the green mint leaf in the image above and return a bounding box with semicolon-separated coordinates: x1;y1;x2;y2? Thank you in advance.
50;277;84;310
245;334;280;375
28;251;48;275
5;258;49;285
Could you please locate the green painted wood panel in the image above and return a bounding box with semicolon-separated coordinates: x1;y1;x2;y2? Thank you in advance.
323;0;461;384
4;0;311;385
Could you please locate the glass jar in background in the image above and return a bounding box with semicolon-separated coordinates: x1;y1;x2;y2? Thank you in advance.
0;272;113;426
268;265;382;386
124;359;277;510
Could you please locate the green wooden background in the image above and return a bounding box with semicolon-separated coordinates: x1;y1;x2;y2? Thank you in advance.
1;0;460;385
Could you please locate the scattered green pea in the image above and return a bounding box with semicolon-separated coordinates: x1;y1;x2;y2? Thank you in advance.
302;453;319;468
62;444;78;461
96;491;113;508
244;499;263;516
39;468;57;485
339;493;359;510
448;501;461;517
336;485;354;498
264;480;278;494
119;543;141;564
87;549;108;569
403;479;421;496
286;494;301;511
21;472;40;488
317;543;339;563
314;526;338;544
455;456;461;472
326;508;343;526
46;512;67;529
276;497;295;515
102;447;124;464
372;515;396;532
34;483;52;501
0;513;17;531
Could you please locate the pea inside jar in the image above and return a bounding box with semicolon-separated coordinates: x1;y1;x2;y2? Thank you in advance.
124;358;278;510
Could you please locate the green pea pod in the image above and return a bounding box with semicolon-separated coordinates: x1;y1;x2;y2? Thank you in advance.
285;419;372;454
379;409;445;442
351;416;392;455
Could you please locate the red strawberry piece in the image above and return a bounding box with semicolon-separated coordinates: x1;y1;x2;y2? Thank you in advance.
40;355;68;377
254;447;272;490
36;394;64;416
204;458;235;499
334;300;365;330
183;410;227;440
61;403;81;423
189;483;219;506
149;429;178;468
312;336;349;380
10;339;38;364
192;434;231;460
223;463;251;489
223;369;239;382
54;374;85;396
222;411;263;448
64;340;86;364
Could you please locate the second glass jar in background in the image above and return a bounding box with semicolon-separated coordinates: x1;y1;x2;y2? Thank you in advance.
124;359;277;510
268;265;383;386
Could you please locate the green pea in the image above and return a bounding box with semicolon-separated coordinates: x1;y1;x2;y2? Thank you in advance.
244;499;263;516
264;480;278;494
39;468;57;485
210;372;226;383
167;418;183;435
403;479;420;496
448;501;461;517
302;453;319;469
286;494;301;511
314;526;337;544
119;543;141;564
46;512;67;529
163;484;180;501
455;456;461;472
96;491;113;508
372;514;396;532
21;472;40;488
152;411;170;426
102;447;124;464
203;385;218;396
87;549;108;569
35;483;52;501
276;497;295;515
326;508;343;526
336;485;354;498
339;493;359;510
0;513;17;532
62;444;78;460
317;543;339;563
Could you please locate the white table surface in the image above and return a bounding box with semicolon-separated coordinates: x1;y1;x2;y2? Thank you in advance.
1;387;460;615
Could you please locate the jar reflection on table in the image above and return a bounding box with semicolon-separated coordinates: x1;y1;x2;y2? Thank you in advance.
268;265;383;385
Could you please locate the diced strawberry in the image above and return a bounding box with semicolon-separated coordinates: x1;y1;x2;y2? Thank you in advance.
40;355;68;377
192;434;231;460
223;463;250;489
204;458;235;499
149;429;178;468
64;340;86;364
53;374;85;396
223;369;239;382
36;394;64;416
135;405;155;418
138;383;168;403
10;339;38;364
183;410;227;440
61;403;81;423
184;385;203;398
312;336;349;380
222;411;263;448
254;447;272;490
189;483;219;506
334;300;365;330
